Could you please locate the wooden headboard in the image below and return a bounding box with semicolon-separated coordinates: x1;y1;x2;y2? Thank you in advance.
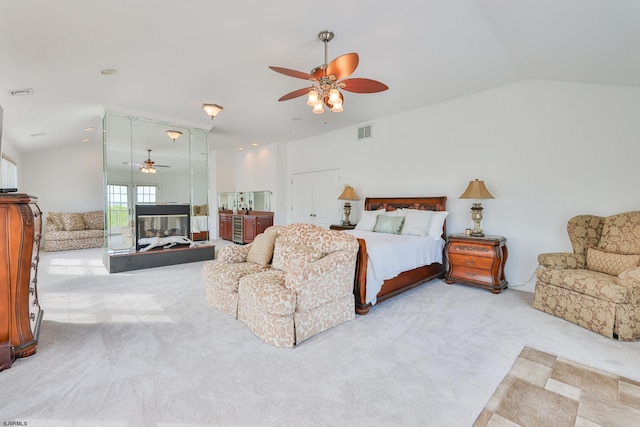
363;196;448;238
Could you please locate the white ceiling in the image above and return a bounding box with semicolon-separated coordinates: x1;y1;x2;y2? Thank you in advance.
1;0;638;154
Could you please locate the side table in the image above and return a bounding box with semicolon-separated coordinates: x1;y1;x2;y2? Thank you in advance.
444;234;508;293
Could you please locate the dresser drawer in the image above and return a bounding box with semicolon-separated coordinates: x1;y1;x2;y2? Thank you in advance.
447;241;495;258
448;253;494;270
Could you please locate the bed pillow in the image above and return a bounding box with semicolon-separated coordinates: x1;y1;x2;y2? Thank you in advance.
401;209;434;236
382;208;405;217
355;209;386;232
373;215;405;234
427;211;449;238
586;246;640;276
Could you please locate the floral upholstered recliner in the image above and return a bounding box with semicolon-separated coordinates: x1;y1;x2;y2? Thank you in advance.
533;211;640;341
203;223;359;347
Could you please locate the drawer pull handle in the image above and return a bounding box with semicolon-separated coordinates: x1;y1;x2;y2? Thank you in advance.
464;259;475;265
465;271;477;277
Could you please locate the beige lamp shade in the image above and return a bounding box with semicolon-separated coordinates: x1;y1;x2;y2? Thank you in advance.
459;179;494;200
338;185;360;201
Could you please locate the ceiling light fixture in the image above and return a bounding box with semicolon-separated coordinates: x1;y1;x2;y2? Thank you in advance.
202;104;223;119
100;68;118;76
140;149;157;174
165;130;183;141
270;31;388;115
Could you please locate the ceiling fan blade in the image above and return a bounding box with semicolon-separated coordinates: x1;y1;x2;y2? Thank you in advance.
326;53;359;81
269;66;314;81
340;78;389;93
278;87;311;102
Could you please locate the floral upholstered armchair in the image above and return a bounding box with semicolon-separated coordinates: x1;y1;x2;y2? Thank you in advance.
533;211;640;341
204;223;359;347
236;223;359;347
203;226;281;317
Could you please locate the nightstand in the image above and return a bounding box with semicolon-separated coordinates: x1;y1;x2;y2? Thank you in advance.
444;234;508;293
330;224;357;230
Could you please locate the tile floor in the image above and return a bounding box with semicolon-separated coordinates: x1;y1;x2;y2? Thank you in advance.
473;347;640;427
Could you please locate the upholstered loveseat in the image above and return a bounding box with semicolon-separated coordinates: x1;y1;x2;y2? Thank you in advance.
44;211;104;251
533;211;640;341
203;223;359;347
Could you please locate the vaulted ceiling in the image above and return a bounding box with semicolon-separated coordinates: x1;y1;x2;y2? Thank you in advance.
1;0;638;154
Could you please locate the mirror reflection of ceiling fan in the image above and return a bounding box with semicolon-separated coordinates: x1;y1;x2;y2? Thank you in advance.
122;149;170;173
269;30;389;114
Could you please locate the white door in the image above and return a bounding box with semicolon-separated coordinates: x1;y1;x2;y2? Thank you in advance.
291;169;342;229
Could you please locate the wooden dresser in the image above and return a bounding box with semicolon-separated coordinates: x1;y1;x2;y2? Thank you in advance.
0;193;43;371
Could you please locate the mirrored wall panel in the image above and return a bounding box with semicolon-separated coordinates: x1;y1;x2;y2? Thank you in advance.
103;111;209;253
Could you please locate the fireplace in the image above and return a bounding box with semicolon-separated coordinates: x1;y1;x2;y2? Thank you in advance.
135;204;190;250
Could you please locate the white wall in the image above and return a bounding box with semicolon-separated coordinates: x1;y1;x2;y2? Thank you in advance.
22;141;103;215
270;80;640;291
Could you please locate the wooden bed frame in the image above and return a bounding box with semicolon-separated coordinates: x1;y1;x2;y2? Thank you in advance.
354;196;448;314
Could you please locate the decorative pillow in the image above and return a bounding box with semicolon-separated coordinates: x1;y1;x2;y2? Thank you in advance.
373;215;405;234
586;246;640;276
47;212;64;232
401;209;434;236
246;231;277;266
427;211;449;238
82;211;104;230
355;209;386;232
272;239;323;271
60;213;86;231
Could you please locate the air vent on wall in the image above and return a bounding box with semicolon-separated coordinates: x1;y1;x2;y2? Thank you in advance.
8;88;34;97
357;124;372;141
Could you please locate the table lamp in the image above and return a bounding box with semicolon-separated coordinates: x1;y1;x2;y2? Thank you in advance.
338;185;360;225
459;179;494;237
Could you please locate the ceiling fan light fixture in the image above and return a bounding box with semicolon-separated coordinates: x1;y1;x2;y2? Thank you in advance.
331;101;343;113
140;164;157;174
328;88;341;105
312;102;324;114
165;130;183;141
306;89;320;106
202;103;223;119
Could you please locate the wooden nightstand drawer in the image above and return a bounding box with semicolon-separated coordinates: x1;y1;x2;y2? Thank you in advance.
448;253;494;270
448;265;493;284
447;241;496;258
445;234;508;294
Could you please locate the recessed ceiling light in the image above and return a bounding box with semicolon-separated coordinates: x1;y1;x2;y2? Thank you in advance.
81;138;89;142
29;132;46;137
84;127;94;131
251;143;258;147
238;147;244;151
100;68;117;76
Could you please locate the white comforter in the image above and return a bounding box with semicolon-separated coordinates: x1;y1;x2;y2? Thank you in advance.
345;230;445;304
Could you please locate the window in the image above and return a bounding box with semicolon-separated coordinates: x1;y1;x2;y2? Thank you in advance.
107;184;129;229
136;185;157;204
2;154;17;188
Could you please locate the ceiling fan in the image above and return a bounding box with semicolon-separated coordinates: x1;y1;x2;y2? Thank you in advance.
269;30;389;114
123;149;170;173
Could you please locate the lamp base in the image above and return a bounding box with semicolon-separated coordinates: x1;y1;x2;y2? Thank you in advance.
342;202;352;226
470;202;485;237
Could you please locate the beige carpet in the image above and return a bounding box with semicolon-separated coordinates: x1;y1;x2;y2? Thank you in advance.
474;347;640;427
2;247;640;426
